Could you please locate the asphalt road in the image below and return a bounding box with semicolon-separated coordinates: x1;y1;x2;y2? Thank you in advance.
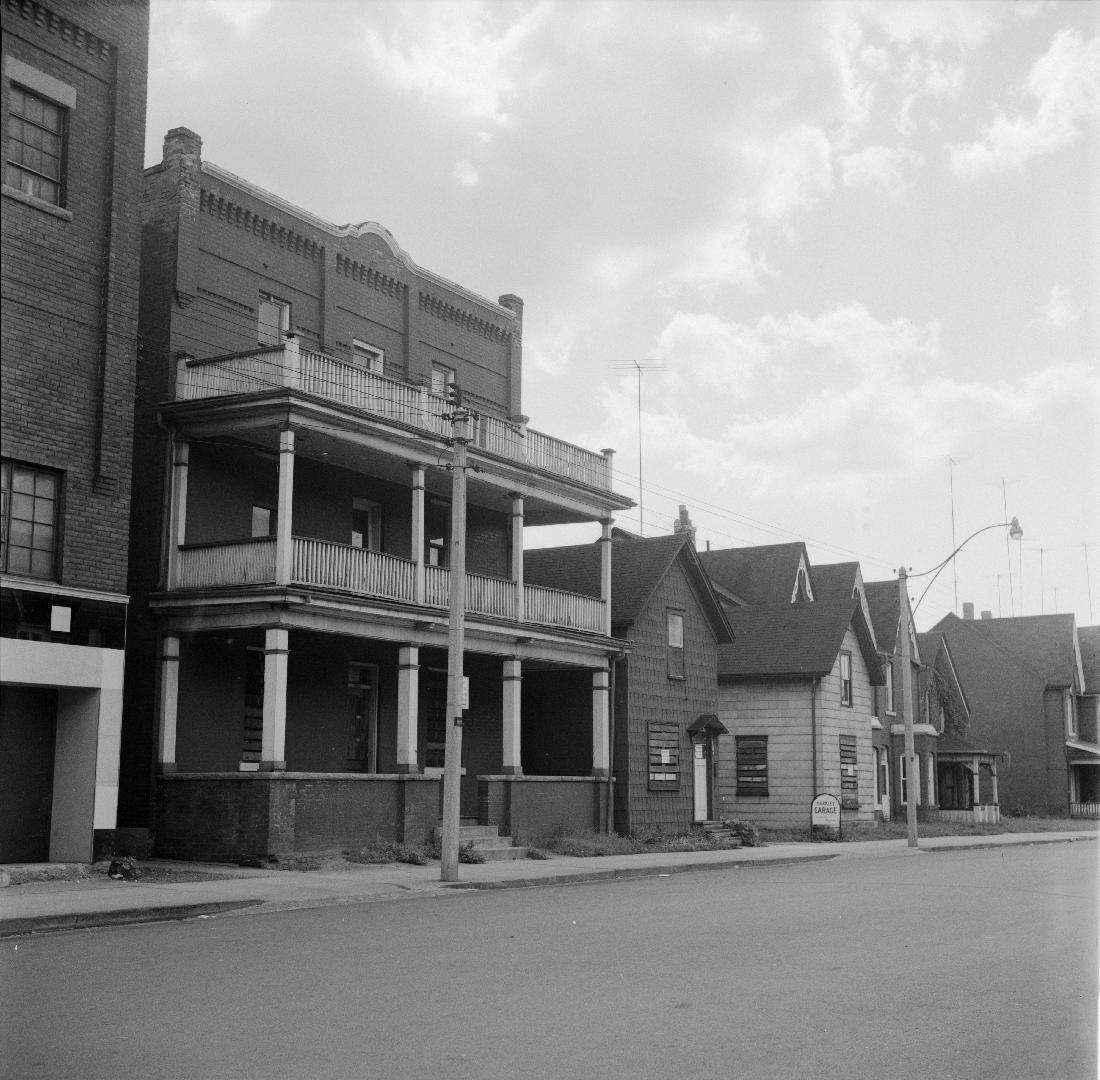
2;842;1095;1080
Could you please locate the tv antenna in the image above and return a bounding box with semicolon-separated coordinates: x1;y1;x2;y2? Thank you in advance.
612;358;666;536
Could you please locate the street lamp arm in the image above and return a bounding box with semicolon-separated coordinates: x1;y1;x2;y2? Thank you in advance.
910;517;1022;615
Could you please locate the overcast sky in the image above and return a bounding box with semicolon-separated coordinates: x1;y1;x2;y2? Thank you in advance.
145;0;1099;630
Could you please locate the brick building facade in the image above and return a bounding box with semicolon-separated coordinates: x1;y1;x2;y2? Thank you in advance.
121;129;632;860
1;0;149;861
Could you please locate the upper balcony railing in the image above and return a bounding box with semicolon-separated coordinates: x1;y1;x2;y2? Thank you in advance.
175;339;613;490
172;538;607;636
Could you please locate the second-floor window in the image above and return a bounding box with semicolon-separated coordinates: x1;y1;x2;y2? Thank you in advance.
667;611;685;679
840;650;853;706
431;364;456;397
351;498;382;551
352;340;384;373
251;505;273;538
1;459;60;579
6;84;67;207
884;660;895;714
258;292;290;346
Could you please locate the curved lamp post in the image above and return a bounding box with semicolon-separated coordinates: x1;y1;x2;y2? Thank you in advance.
897;517;1023;847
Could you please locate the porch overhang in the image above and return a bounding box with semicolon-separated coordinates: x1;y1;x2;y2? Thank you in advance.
687;714;729;736
1066;739;1100;764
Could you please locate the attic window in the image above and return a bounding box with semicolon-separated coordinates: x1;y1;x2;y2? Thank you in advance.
840;651;853;706
794;567;810;602
667;610;685;679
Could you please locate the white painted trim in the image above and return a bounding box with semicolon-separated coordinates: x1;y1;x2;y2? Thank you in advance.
4;56;77;107
0;575;128;605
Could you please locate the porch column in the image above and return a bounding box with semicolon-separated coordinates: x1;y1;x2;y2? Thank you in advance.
165;438;189;590
260;627;289;770
971;755;981;804
156;635;181;772
990;758;999;805
395;645;420;772
410;464;426;604
502;659;522;774
599;517;613;637
511;496;524;623
276;429;296;586
592;664;610;776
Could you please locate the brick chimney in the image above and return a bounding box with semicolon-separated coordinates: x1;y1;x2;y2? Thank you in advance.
673;505;696;545
963;602;975;620
981;610;993;620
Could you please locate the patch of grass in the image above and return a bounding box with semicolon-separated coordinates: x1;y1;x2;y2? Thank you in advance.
345;841;432;866
532;824;746;858
759;814;1098;845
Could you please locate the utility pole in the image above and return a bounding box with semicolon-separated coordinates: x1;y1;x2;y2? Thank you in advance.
440;392;472;882
898;567;919;848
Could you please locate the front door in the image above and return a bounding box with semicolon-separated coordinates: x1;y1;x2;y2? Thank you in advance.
693;738;710;822
345;663;378;771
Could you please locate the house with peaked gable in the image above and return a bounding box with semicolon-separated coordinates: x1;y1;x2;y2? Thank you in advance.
931;611;1099;817
525;533;734;835
698;547;883;830
119;129;634;862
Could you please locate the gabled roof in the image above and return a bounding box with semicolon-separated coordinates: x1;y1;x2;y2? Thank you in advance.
1078;626;1100;693
698;542;811;606
812;562;861;602
916;630;971;720
930;612;1082;690
716;598;882;683
864;579;902;652
524;534;734;643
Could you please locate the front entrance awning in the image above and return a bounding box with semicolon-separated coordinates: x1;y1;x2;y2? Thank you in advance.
687;714;729;736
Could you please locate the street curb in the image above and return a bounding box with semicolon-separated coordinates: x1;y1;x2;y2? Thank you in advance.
442;851;840;890
0;899;265;938
923;834;1100;854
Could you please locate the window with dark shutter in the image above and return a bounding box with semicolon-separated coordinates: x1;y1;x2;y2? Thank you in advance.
736;736;768;796
840;735;858;808
648;722;680;789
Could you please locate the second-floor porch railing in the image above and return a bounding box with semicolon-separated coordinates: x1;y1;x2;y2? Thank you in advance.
175;341;612;490
172;538;607;635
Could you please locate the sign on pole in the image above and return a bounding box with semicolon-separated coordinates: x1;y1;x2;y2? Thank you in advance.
810;793;841;842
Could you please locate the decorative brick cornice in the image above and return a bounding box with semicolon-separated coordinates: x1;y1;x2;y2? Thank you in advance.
3;0;115;62
335;254;406;299
199;187;323;263
419;291;512;345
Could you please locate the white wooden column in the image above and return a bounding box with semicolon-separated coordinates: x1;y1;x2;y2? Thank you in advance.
592;664;610;776
396;645;420;772
410;465;426;604
599;517;613;637
990;758;999;805
165;438;189;590
971;755;981;804
157;635;181;772
275;429;295;586
511;496;524;623
502;658;522;774
260;627;289;770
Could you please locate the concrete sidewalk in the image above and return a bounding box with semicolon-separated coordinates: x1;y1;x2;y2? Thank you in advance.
2;831;1095;938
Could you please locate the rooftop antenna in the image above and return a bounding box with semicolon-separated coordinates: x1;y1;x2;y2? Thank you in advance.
949;458;959;614
1085;544;1094;623
612;358;666;536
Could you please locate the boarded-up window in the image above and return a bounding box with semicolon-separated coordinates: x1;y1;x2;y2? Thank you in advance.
736;736;768;797
648;722;680;789
840;735;858;808
667;611;685;679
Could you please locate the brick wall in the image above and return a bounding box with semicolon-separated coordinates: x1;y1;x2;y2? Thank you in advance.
479;776;611;842
1;0;149;595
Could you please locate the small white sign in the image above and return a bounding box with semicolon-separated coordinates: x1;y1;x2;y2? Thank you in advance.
50;606;71;633
461;676;469;710
811;793;842;841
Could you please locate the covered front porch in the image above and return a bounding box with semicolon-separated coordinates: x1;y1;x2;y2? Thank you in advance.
932;750;1001;825
1068;741;1100;819
153;623;617;860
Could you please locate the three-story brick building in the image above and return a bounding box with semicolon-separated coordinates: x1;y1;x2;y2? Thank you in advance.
121;129;633;860
1;0;149;862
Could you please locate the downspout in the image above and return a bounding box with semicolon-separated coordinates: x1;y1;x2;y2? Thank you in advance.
811;677;819;794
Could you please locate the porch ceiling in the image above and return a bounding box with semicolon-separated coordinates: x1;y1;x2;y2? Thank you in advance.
162;393;632;526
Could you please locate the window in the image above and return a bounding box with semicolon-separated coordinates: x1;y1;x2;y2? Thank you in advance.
840;650;853;706
426;498;449;567
840;735;859;809
351;497;381;551
648;722;680;788
667;610;685;679
736;736;768;797
884;660;895;714
431;364;456;396
251;505;273;538
6;84;67;206
258;292;290;346
352;340;384;373
1;460;60;578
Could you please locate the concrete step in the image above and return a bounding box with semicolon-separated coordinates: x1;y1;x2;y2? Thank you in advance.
433;824;501;842
473;844;529;861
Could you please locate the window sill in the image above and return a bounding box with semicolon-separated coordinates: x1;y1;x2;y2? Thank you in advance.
2;185;72;220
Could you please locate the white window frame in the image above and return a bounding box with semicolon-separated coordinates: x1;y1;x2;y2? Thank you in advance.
900;753;922;807
351;497;382;551
884;661;895;715
431;364;456;396
258;292;290;346
352;339;384;373
667;610;685;680
840;650;853;706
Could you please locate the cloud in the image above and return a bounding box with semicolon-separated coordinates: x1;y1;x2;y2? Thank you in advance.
840;144;923;197
644;304;1086;501
744;125;835;220
453;160;480;187
662;224;774;299
588;246;654;290
362;0;552;125
207;0;273;33
951;27;1100;178
1042;284;1080;330
689;10;763;57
